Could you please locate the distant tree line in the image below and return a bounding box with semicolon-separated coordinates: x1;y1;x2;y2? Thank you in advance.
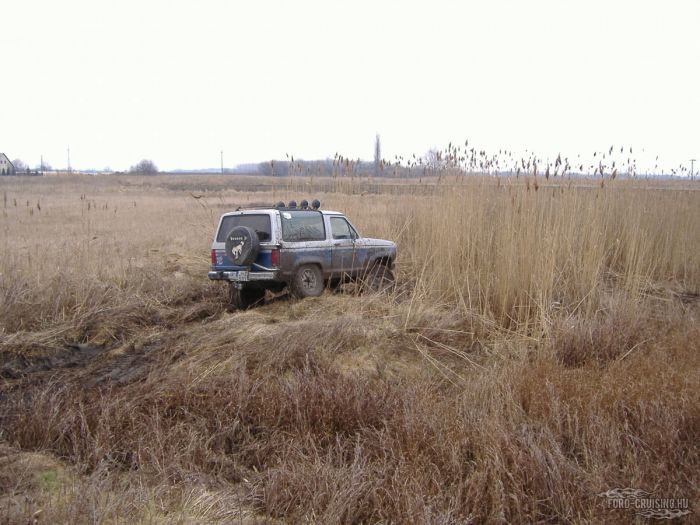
129;159;158;174
256;158;378;177
254;157;441;178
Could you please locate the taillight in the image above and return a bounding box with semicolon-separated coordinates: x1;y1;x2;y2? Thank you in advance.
210;249;216;266
270;249;280;268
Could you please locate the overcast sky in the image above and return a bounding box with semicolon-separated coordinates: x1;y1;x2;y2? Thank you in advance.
1;0;698;172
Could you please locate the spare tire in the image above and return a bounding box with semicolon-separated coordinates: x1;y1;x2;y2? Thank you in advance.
224;226;260;266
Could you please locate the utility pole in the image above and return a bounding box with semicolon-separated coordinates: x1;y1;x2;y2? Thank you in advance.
67;147;71;173
40;155;43;175
221;150;224;175
691;159;696;181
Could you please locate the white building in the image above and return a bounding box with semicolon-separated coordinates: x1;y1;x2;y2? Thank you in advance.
0;153;15;175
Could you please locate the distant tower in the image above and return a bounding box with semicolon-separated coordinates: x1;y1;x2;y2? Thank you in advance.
374;134;381;176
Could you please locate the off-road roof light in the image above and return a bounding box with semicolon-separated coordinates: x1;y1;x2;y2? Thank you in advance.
236;199;321;212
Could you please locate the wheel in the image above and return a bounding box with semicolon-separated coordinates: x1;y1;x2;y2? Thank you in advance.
361;264;395;294
224;226;260;266
228;283;265;310
290;264;324;299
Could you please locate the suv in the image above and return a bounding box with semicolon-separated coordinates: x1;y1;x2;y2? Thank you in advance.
208;200;397;308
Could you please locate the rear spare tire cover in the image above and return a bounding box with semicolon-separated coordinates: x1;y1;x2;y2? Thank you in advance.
224;226;260;266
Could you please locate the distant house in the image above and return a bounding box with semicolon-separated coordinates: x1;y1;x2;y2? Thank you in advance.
0;153;15;175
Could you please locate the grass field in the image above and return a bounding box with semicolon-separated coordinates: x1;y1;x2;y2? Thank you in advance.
1;173;698;523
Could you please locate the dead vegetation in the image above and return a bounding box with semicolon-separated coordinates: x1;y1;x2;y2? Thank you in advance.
1;174;699;523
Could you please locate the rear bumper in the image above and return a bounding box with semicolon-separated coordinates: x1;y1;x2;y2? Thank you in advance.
208;270;279;282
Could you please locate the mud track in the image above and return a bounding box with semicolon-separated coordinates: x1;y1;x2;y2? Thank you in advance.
0;299;228;394
0;289;395;397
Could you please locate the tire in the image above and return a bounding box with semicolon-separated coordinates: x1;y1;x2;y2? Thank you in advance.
362;263;395;294
290;264;324;299
228;283;265;310
224;226;260;266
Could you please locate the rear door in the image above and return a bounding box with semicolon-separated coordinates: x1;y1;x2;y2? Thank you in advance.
211;212;276;270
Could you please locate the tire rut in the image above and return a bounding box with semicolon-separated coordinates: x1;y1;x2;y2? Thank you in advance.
0;307;227;393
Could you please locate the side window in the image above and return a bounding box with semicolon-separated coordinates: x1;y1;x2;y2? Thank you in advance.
281;211;326;242
330;217;355;240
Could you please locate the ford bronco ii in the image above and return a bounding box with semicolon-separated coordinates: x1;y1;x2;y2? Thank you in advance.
208;199;397;308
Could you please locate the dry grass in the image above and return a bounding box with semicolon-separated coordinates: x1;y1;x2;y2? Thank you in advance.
1;174;699;523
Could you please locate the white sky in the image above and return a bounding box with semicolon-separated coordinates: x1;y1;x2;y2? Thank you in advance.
1;0;698;172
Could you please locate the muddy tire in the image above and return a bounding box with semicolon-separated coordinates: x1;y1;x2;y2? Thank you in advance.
224;226;260;266
228;283;265;310
362;264;395;294
290;264;324;299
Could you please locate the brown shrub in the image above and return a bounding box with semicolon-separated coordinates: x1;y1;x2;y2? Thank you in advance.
552;303;652;368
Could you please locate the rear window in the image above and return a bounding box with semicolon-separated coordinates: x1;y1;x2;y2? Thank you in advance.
216;214;272;242
281;211;326;242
